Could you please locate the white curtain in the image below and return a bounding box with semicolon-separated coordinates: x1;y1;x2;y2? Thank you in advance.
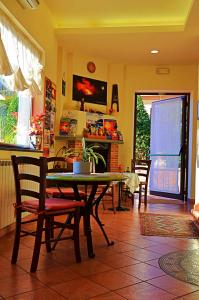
149;97;183;194
0;8;44;91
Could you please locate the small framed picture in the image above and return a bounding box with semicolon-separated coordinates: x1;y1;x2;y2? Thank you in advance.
62;79;66;96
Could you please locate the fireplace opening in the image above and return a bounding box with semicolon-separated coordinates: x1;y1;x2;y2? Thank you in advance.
86;142;109;173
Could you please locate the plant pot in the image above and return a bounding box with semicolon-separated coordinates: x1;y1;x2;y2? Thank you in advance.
73;161;92;174
30;134;42;150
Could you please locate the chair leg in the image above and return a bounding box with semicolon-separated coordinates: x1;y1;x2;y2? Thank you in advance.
144;185;148;206
11;209;22;264
84;209;95;258
30;215;44;273
112;185;116;214
138;188;142;209
45;217;51;253
73;209;81;263
50;216;54;238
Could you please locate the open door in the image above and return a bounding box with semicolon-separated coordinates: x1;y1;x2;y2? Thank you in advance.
149;96;189;200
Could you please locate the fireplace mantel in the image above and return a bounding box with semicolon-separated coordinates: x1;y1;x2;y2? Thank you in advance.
55;136;124;144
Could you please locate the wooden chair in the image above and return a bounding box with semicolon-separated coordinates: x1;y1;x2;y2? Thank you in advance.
46;156;86;250
46;156;86;199
11;155;85;273
100;184;117;213
131;159;151;208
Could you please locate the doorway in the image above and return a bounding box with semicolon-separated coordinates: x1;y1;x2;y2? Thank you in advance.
133;93;190;201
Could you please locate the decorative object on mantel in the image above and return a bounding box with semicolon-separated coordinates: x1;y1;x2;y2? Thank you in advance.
84;112;123;141
111;84;119;112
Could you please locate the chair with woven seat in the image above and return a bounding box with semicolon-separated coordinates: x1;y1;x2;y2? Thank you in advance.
130;159;151;208
11;155;85;273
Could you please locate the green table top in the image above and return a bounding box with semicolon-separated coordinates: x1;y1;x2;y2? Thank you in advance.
47;172;127;182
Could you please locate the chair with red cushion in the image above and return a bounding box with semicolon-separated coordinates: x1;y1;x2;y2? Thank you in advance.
11;155;85;273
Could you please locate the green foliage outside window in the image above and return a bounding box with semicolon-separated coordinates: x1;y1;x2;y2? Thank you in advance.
0;93;18;144
135;95;150;159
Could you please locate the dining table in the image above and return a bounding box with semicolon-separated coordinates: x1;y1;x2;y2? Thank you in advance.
46;172;127;258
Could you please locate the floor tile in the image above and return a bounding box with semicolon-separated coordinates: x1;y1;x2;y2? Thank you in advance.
89;291;126;299
0;273;44;298
34;265;80;286
120;262;165;280
124;248;161;262
7;287;66;300
96;253;139;268
52;277;109;300
88;269;141;290
116;281;176;300
67;259;113;276
147;275;199;297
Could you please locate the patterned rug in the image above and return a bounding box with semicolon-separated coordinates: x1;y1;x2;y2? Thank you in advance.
140;213;199;238
159;249;199;286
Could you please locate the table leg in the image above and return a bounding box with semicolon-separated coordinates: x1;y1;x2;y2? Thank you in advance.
110;181;130;212
92;184;114;246
84;208;95;258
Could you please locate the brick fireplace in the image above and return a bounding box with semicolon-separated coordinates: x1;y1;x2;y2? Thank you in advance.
68;139;119;172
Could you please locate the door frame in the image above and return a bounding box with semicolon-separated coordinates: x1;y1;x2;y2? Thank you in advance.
133;92;190;201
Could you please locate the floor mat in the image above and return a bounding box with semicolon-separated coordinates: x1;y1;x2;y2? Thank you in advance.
140;213;199;238
159;249;199;286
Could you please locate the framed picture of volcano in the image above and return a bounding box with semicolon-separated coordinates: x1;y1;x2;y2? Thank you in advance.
72;75;107;106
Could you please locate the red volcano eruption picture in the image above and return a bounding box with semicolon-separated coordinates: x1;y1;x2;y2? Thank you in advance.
72;75;107;105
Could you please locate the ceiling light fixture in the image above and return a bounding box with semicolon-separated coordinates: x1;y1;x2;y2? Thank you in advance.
151;49;159;54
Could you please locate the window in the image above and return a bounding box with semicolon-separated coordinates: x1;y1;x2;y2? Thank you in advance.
0;3;44;147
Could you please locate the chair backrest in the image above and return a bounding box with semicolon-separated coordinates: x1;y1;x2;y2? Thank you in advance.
47;156;69;173
131;159;151;184
11;155;47;211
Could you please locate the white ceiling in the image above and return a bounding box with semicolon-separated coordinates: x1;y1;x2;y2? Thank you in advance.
43;0;199;65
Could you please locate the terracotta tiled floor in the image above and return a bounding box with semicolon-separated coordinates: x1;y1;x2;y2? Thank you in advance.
1;196;199;299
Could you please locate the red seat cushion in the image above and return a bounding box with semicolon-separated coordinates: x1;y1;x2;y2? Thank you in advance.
46;187;86;198
22;198;85;211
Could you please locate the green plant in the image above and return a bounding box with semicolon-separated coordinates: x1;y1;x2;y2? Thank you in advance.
81;138;106;167
61;138;106;167
135;95;150;160
0;93;18;144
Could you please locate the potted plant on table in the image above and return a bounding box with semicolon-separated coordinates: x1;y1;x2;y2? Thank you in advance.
73;138;106;174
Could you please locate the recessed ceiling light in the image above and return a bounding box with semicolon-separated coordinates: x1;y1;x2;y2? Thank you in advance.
151;49;159;54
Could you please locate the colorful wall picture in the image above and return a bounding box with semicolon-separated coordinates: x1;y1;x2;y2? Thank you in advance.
59;117;77;136
43;77;56;154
